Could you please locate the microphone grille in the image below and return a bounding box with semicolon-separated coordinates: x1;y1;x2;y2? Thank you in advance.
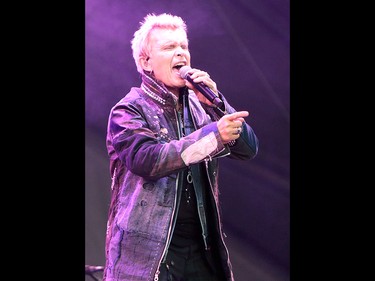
179;66;192;79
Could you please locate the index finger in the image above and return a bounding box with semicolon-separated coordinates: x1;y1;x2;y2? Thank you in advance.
226;111;249;121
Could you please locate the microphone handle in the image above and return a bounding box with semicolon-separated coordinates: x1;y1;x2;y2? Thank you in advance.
185;75;223;107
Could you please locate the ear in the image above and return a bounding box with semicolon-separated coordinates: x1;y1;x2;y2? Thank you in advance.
140;56;152;72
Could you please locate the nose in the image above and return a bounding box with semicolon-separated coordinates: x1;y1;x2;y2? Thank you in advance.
176;47;184;57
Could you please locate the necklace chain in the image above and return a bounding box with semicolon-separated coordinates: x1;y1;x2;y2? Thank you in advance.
141;84;166;105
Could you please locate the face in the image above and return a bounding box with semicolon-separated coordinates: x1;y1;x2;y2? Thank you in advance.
141;28;191;96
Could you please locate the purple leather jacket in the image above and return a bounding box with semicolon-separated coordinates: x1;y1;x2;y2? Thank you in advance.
103;86;259;281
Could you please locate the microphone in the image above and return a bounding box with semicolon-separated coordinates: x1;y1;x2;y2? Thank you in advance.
179;66;223;107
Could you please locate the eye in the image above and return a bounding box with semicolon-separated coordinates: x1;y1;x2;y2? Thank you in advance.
165;44;176;50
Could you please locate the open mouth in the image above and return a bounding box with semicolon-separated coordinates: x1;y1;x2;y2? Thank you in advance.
174;65;183;70
173;62;186;73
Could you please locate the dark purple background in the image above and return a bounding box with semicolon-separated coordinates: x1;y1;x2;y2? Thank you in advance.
85;0;289;280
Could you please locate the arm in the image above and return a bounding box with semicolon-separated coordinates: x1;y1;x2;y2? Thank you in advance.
107;98;227;181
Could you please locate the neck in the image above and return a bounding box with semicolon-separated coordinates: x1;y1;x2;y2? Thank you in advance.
164;86;179;97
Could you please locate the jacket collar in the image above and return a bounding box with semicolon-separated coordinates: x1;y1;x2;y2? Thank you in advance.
141;72;178;107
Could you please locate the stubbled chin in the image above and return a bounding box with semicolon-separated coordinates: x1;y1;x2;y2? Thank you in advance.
165;76;186;93
176;77;186;87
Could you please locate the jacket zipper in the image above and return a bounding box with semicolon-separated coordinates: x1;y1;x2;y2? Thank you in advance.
110;167;117;190
153;108;183;281
204;158;232;265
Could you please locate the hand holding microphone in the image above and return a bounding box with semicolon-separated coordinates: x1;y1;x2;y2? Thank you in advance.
179;66;223;107
180;66;248;143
